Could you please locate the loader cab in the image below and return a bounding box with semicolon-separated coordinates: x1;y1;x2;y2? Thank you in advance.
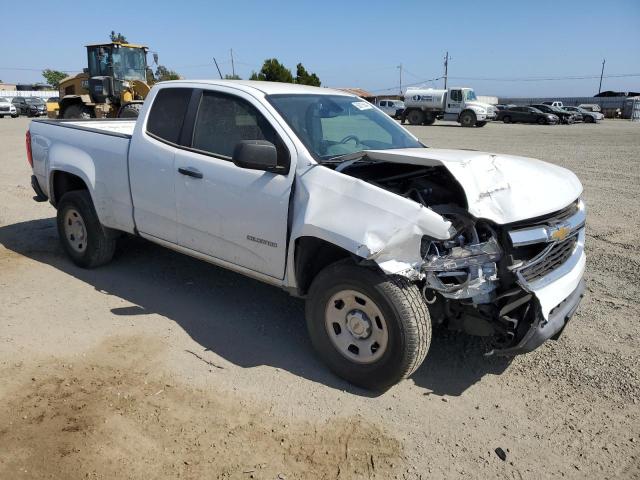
86;42;148;103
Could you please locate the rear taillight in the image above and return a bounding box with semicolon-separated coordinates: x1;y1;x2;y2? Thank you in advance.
26;130;33;168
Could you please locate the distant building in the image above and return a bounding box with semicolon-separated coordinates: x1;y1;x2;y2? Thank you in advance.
594;90;640;98
334;87;375;101
0;83;17;91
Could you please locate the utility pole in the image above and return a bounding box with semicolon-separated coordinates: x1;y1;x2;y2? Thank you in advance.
213;57;223;79
598;58;606;94
230;49;236;78
398;63;402;95
443;51;451;89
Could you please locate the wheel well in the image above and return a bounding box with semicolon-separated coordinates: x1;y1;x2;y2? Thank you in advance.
51;171;88;207
294;237;354;296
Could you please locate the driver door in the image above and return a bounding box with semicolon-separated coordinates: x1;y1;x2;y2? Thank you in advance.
174;88;295;279
446;89;463;115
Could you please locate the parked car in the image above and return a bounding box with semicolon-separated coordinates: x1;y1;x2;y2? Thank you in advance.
563;106;603;123
531;104;576;124
12;97;47;117
542;101;564;108
27;80;587;390
0;98;18;118
376;99;405;119
497;106;558;125
578;104;602;113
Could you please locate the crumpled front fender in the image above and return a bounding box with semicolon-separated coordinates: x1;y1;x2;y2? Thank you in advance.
288;165;453;281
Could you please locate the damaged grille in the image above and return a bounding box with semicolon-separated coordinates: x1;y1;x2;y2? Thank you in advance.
519;234;578;283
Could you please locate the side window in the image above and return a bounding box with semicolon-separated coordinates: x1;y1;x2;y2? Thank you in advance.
450;90;462;102
146;88;192;144
191;91;289;170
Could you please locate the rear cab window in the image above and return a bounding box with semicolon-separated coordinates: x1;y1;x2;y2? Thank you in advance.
146;88;193;144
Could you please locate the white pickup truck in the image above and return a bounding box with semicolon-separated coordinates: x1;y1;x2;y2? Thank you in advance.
27;80;586;390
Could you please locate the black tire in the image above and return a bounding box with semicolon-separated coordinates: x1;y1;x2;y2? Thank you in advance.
537;117;546;125
406;109;425;126
475;121;487;127
584;115;594;123
0;115;4;119
118;102;142;118
56;190;117;268
460;110;476;127
424;112;436;125
11;113;19;118
503;116;512;124
63;104;93;119
306;261;431;390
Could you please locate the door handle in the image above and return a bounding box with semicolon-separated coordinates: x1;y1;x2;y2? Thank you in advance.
178;167;203;179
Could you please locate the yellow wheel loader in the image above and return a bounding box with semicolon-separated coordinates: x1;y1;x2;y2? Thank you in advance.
55;42;151;119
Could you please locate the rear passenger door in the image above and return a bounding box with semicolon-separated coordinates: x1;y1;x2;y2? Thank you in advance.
173;87;295;279
129;87;192;243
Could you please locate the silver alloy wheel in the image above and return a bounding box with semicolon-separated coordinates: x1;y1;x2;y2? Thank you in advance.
324;289;389;364
63;208;88;253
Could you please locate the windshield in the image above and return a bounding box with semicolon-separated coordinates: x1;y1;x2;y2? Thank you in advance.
112;46;147;81
464;90;477;101
25;98;44;105
267;94;422;161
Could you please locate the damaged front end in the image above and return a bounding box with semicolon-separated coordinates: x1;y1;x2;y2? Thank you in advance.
416;201;586;354
335;159;585;355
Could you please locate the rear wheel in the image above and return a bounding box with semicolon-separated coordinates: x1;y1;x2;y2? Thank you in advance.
424;112;436;125
306;261;431;390
118;103;142;118
63;104;93;119
537;117;546;125
584;115;594;123
503;115;512;124
56;190;117;268
407;109;425;125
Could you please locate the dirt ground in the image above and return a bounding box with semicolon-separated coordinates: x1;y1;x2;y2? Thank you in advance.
1;117;638;479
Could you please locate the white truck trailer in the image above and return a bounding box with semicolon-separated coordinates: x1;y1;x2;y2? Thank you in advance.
402;87;497;127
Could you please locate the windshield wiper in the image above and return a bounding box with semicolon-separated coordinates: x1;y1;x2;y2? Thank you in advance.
318;151;367;165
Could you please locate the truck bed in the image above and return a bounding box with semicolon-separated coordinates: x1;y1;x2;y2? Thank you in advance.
33;118;136;137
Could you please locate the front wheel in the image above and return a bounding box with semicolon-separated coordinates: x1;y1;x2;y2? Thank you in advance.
503;116;511;123
460;110;477;127
56;190;117;268
306;261;431;390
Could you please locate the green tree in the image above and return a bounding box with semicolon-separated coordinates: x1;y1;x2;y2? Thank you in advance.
224;74;241;80
42;69;67;88
110;31;127;43
250;58;294;83
155;65;181;81
295;63;321;86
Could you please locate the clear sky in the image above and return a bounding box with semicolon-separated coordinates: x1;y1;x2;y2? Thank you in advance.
2;0;639;97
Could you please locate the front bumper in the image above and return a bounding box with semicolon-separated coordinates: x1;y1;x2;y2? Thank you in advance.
495;278;585;355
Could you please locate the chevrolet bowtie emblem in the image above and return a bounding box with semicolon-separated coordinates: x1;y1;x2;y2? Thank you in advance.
550;226;571;242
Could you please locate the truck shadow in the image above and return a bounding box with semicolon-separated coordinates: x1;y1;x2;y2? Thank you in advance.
0;218;510;397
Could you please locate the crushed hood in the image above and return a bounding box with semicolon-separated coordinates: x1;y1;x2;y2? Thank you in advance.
363;148;583;224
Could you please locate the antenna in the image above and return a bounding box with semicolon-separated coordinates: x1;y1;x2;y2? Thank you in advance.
598;58;606;94
213;57;223;79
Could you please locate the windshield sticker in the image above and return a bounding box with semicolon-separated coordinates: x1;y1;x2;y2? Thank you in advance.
352;101;373;111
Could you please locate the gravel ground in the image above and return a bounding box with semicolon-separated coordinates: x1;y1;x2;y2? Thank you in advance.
0;117;638;479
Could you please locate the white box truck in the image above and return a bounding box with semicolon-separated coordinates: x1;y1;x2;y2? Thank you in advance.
402;87;497;127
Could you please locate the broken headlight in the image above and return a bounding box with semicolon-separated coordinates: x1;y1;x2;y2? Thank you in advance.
420;218;502;303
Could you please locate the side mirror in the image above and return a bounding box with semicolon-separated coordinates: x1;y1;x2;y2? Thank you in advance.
233;140;278;172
